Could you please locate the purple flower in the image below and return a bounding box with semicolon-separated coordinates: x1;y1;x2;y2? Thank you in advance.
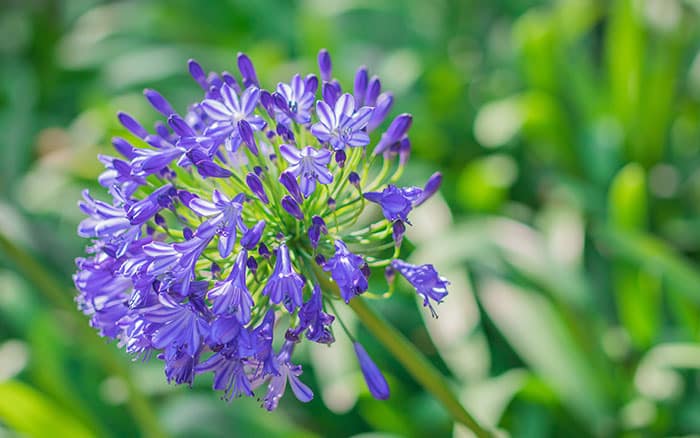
240;220;265;250
373;113;412;155
197;350;254;400
279;145;333;197
288;283;335;344
324;240;368;303
126;183;175;225
262;243;304;312
186;190;245;258
353;342;390;400
77;190;140;257
391;260;449;317
274;74;316;125
363;184;422;224
201;84;265;152
310;94;373;150
308;215;327;250
161;346;198;386
143;232;214;294
261;341;313;411
208;250;254;323
141;294;209;356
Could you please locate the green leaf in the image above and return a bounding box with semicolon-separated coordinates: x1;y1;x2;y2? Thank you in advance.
0;380;95;438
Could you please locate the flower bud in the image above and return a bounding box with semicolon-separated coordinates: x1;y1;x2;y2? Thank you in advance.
281;195;304;220
279;171;304;204
241;220;266;249
353;342;390;400
237;52;259;87
318;49;332;82
246;172;269;204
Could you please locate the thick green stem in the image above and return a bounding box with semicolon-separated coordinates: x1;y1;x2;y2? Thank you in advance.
315;270;491;437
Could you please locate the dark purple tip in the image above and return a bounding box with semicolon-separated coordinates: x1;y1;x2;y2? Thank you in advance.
183;227;194;240
154;213;166;228
385;265;396;283
349;171;360;188
360;263;371;278
117;112;148;139
246;172;269;204
188;59;208;89
353;342;390;400
327;197;336;211
211;262;221;277
281;195;304;221
414;172;443;207
335;149;346;168
221;71;239;91
258;242;271;259
305;74;319;95
246;256;258;273
238;120;258;155
254;165;264;176
354;66;368;106
279;171;304;204
308;216;327;250
144;89;175;117
259;90;275;118
322;81;341;107
318;49;332;82
315;254;326;267
178;190;197;206
237;52;259;87
366;76;381;107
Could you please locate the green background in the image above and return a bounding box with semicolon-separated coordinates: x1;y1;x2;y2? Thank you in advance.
1;0;700;436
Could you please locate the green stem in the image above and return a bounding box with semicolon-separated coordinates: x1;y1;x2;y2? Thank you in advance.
0;233;168;438
314;270;491;437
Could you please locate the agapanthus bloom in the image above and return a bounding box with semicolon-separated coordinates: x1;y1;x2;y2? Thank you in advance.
74;49;448;410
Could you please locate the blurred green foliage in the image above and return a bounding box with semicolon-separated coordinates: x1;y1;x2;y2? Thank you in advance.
1;0;700;436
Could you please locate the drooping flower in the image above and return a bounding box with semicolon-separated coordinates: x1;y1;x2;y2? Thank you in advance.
208;250;254;323
391;260;449;317
262;243;304;312
364;184;422;224
353;342;390;400
324;240;368;303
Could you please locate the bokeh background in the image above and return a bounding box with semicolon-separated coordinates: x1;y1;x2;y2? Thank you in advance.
1;0;700;436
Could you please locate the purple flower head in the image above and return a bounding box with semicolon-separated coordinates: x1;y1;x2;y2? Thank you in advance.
274;74;316;125
324;240;368;303
262;243;304;312
373;113;412;155
364;184;422;224
280;145;333;197
201;84;265;152
311;94;373;151
391;260;449;317
353;342;390;400
186;190;245;258
208;250;254;323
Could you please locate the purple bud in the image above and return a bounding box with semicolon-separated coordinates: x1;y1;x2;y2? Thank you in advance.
246;173;269;204
238;119;258;155
195;160;233;178
272;93;288;112
276;123;295;142
259;242;271;259
385;265;396;284
322;81;341;107
415;172;442;207
117;112;148;139
112;137;135;159
144;89;175;117
237;52;259;87
305;74;319;95
354;66;368;106
254;166;264;176
281;195;304;220
315;254;326;267
327;197;336;211
246;256;258;273
308;216;327;250
349;172;360;188
241;220;266;250
335;150;346;168
366;76;381;106
374;113;412;155
211;262;221;277
392;221;406;247
221;71;239;90
367;92;394;132
259;90;275;118
318;49;332;82
279;171;304;204
353;342;390;400
183;227;194;240
188;59;208;89
178;190;197;206
146;225;155;235
154;213;166;228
